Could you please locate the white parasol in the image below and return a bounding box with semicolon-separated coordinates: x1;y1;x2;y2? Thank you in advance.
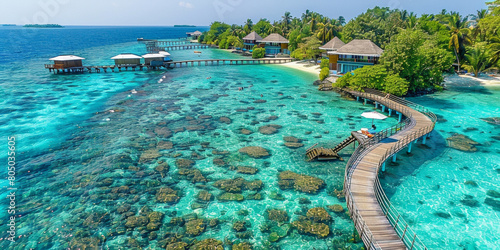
361;111;388;125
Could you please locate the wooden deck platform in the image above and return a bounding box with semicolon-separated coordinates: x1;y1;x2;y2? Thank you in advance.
342;89;436;250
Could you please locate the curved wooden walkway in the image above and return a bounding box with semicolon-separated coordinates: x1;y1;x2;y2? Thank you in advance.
343;89;436;250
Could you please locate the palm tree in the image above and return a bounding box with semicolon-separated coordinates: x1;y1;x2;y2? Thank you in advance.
281;11;292;35
244;19;253;34
316;23;333;43
489;35;500;65
400;10;409;22
472;9;488;21
405;12;417;29
302;10;312;23
446;13;472;72
337;16;346;26
231;27;244;38
309;13;319;32
464;45;491;77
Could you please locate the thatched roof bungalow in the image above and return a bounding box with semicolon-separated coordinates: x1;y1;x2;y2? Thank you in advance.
187;30;203;40
319;37;345;70
242;31;263;50
330;39;383;74
260;33;290;55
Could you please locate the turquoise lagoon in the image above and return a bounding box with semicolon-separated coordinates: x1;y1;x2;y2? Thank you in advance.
0;26;498;249
383;81;500;249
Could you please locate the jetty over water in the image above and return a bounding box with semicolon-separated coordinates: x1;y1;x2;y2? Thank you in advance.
341;88;436;249
147;44;210;53
45;58;295;74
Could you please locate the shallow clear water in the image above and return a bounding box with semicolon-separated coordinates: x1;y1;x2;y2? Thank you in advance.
381;82;500;249
0;27;381;249
0;26;498;250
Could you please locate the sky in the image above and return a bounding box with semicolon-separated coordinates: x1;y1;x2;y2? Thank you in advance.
0;0;490;26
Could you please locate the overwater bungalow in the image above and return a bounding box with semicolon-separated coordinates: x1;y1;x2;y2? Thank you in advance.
47;55;85;69
142;53;166;66
331;39;383;74
242;31;263;51
110;53;142;65
259;33;290;55
158;51;172;62
186;31;203;40
319;37;345;70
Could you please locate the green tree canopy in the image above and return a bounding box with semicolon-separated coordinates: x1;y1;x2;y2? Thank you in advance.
384;74;409;96
291;36;322;60
381;29;454;92
350;65;388;91
341;7;405;48
253;19;273;37
204;22;231;45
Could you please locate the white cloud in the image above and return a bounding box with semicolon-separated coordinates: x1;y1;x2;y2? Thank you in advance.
178;1;194;8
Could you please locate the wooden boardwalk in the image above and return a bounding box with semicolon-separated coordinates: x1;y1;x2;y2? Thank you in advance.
343;89;436;250
45;58;295;74
146;44;210;53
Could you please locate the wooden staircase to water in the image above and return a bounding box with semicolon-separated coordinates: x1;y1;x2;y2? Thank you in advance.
306;135;356;161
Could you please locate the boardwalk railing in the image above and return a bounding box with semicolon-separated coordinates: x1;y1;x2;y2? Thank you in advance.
343;88;435;250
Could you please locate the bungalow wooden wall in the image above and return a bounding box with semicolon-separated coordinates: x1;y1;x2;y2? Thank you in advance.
114;59;141;65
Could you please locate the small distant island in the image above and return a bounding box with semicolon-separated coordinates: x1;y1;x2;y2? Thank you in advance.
174;25;196;27
23;24;63;28
2;24;16;26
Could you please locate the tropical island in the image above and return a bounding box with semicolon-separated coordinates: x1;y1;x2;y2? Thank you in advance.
198;2;500;97
23;24;63;28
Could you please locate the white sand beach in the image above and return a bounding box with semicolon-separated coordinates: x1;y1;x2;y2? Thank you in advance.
445;74;500;87
279;61;321;76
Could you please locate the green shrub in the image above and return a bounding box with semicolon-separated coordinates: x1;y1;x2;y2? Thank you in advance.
319;67;330;81
384;74;409;96
349;65;387;91
334;72;353;88
320;59;329;69
433;84;444;92
252;47;266;59
219;38;227;49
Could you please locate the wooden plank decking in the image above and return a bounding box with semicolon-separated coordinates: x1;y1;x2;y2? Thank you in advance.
343;89;435;250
